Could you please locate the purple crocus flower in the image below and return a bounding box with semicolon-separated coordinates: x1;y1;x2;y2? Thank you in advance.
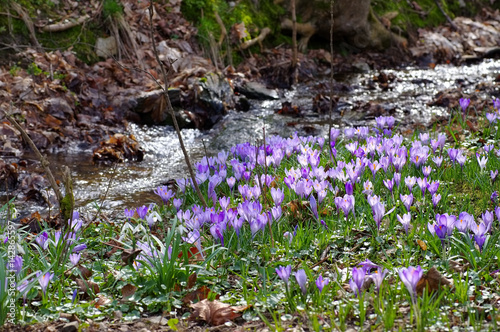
370;267;388;293
455;212;473;233
124;208;135;220
432;155;443;168
8;256;23;275
383;178;394;193
69;253;80;266
491;191;499;205
398;266;423;303
36;232;49;250
486;113;497;124
17;279;30;305
335;194;355;218
72;244;87;253
432;193;441;208
270;187;285;206
456;152;467;169
482;210;494;232
459;98;470;112
37;271;53;295
427;181;440;196
316;275;330;293
295;269;307;296
493;98;500;110
173;198;183;211
417;178;427;197
276;265;292;285
72;289;78;304
491;170;498;184
400;194;413;212
154;186;175;205
357;259;379;273
349;267;366;297
477;154;488;171
136;205;149;220
405;176;416;193
397;213;411;235
309;195;318;221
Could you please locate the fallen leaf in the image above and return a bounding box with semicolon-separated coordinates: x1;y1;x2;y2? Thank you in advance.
121;284;137;299
416;266;453;295
78;266;93;280
187;273;197;289
416;239;427;251
93;294;112;308
190;299;249;326
183;286;217;304
122;249;142;266
76;278;100;295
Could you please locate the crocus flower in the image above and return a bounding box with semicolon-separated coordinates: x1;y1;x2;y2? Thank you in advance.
486;113;497;124
400;194;413;212
477;154;488;171
427;181;440;196
494;98;500;110
383;178;394;193
349;267;366;297
38;271;53;295
154;186;175;204
397;213;411;235
432;193;441;208
459;98;470;112
456;152;467;169
316;275;330;293
362;180;374;195
8;256;23;275
124;208;135;220
295;269;307;296
17;279;30;305
136;205;149;220
417;178;427;197
370;267;388;293
69;253;80;266
276;265;292;285
310;195;318;221
432;155;443;168
72;289;78;304
283;231;294;244
482;211;494;232
491;170;498;184
35;232;49;250
455;212;473;233
398;266;423;303
491;191;499;205
73;244;87;253
271;187;285;206
173;198;183;211
226;177;236;189
405;176;416;193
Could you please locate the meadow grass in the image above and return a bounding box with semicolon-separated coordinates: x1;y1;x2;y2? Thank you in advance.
1;101;500;331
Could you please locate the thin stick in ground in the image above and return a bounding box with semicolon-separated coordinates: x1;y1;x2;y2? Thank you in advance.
148;2;207;207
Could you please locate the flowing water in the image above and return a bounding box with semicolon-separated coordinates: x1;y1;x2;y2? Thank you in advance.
12;59;500;218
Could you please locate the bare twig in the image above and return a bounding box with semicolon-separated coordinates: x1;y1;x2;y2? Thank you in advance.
291;0;298;84
10;2;42;51
239;28;271;50
1;107;63;204
328;0;335;163
434;0;458;31
148;2;207;207
213;11;227;47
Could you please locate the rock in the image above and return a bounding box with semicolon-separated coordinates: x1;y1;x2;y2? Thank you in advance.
95;37;117;58
45;97;75;121
235;81;279;100
127;89;191;127
352;61;370;73
197;72;234;126
59;321;79;332
146;316;169;325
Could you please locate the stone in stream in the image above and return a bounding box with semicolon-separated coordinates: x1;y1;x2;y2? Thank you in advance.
234;81;279;100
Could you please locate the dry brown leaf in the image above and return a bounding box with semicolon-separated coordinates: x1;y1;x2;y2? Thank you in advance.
190;299;249;326
121;249;142;265
416;239;427;251
183;286;217;305
76;278;100;295
416;266;453;295
187;273;197;289
78;266;92;280
121;284;137;299
93;294;112;308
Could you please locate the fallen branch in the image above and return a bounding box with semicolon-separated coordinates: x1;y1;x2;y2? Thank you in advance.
434;0;458;31
41;15;90;32
148;2;207;207
213;11;227;47
240;27;271;50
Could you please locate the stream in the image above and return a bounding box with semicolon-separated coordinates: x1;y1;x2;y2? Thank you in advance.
13;59;500;219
